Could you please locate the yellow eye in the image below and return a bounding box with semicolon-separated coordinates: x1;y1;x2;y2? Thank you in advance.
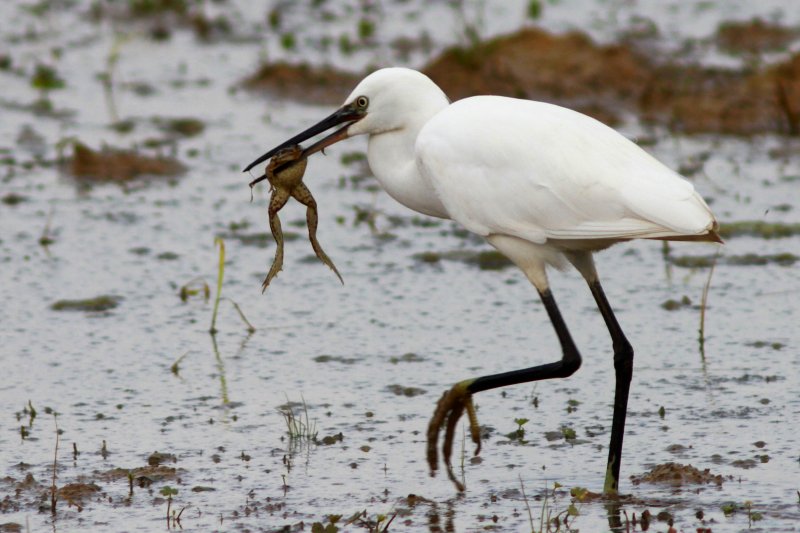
356;96;369;108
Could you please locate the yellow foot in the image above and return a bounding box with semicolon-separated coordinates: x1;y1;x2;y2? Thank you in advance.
426;379;482;492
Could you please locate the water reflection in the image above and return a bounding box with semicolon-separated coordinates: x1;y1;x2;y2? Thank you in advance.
427;500;456;532
209;331;253;419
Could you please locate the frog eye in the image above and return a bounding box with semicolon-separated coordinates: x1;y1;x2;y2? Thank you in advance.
355;96;369;109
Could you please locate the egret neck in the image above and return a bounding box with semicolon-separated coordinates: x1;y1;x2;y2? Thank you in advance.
361;91;450;219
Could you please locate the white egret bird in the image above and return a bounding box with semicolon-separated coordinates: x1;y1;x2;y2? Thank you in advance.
244;67;721;494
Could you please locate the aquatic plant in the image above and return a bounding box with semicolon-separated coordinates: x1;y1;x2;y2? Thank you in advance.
170;351;189;376
50;413;60;515
520;479;582;533
209;237;256;335
39;207;55;246
527;0;542;20
178;277;210;302
159;486;178;524
99;34;131;124
507;417;529;441
279;395;317;442
698;250;720;359
31;64;65;96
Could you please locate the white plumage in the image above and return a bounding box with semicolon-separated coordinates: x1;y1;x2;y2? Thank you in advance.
245;66;721;494
418;96;715;244
343;68;718;284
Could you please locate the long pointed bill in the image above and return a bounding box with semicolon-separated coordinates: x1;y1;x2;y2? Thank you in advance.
243;104;364;173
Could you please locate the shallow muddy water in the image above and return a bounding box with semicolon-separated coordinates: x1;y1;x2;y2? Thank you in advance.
2;1;800;532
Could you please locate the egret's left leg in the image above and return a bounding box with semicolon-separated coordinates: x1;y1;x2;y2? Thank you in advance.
427;250;582;491
567;251;634;495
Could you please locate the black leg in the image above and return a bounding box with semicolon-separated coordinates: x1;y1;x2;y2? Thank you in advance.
469;288;582;393
588;280;634;494
427;287;582;489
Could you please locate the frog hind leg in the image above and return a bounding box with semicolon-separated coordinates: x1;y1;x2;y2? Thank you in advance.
292;183;344;285
262;189;291;292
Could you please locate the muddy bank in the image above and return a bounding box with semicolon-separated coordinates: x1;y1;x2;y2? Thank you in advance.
246;24;800;135
424;28;647;126
425;26;800;135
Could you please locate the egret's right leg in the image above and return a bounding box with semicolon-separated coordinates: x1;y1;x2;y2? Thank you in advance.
567;251;634;495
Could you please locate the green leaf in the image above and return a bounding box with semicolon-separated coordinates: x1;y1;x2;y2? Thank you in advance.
159;486;178;497
567;503;579;516
31;64;65;92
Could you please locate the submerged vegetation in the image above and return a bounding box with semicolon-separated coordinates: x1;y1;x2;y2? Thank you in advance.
50;295;121;312
279;395;317;442
718;220;800;239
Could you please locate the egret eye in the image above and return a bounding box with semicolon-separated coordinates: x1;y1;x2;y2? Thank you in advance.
355;96;369;109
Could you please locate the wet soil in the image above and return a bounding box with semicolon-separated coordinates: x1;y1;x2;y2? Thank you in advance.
716;18;799;55
67;142;185;182
424;26;800;135
631;462;730;486
251;23;800;135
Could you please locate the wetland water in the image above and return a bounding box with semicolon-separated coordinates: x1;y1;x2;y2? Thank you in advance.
1;1;799;531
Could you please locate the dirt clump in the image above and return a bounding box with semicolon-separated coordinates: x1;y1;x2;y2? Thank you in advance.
242;62;360;106
100;465;178;485
631;462;728;486
57;483;101;510
67;142;185;181
640;55;800;135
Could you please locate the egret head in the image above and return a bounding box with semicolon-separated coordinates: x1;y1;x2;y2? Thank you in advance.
243;68;446;173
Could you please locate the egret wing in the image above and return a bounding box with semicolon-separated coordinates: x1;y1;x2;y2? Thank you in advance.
416;96;715;243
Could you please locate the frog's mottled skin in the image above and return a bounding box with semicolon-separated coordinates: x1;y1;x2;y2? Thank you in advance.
259;145;343;292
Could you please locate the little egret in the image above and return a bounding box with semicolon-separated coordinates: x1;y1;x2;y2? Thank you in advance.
244;67;721;493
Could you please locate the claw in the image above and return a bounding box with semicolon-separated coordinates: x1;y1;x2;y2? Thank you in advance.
426;380;481;492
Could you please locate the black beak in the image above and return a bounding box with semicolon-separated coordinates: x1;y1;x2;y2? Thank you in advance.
243;104;365;173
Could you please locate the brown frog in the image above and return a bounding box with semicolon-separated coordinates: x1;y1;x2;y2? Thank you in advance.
249;145;343;292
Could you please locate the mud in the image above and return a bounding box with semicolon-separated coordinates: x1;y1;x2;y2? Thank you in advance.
716;18;799;55
249;25;800;136
67;142;185;182
631;462;730;486
424;28;647;125
424;26;800;135
242;62;361;106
